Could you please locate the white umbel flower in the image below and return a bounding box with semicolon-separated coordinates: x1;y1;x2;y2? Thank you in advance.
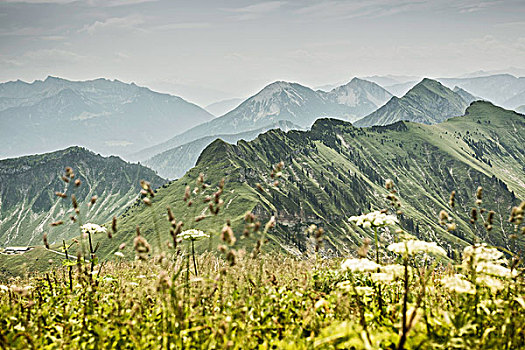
441;274;476;294
387;240;447;257
81;223;107;236
341;258;380;272
179;229;209;241
349;211;398;228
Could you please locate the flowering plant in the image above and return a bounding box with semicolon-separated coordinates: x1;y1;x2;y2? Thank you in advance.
349;211;398;229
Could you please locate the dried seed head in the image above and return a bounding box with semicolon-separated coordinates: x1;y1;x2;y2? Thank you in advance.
449;190;456;208
70;215;76;222
167;207;175;222
195;215;206;222
143;197;152;206
134;226;150;260
385;179;394;190
470;208;478;224
446;223;457;232
74;179;81;187
112;216;117;233
61;175;70;183
156;270;172;292
439;210;449;222
255;183;265;192
226;250;236;266
219;178;225;190
184;186;191;202
71;194;78;209
487;210;495;225
119;243;126;250
140;180;150;191
221;224;236;245
476;186;483;200
51;220;63;227
357;237;371;258
43;232;49;249
244;212;255;223
90;196;98;205
55;191;67;198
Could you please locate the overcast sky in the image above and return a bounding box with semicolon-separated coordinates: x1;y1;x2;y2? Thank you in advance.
1;0;524;105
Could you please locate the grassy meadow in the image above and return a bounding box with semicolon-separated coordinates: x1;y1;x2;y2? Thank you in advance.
0;166;524;349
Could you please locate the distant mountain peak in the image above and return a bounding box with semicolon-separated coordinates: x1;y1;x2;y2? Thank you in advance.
354;77;468;127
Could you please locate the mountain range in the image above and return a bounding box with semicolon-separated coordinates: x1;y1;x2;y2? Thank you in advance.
0;146;164;246
0;76;214;159
129;78;392;162
94;101;523;261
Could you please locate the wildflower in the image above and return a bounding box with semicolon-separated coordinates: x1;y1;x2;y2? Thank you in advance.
462;244;503;265
315;298;329;311
81;223;107;236
354;286;374;296
477;275;505;293
381;264;406;278
0;285;8;292
349;211;398;228
476;261;513;278
441;274;476;294
179;229;209;241
387;240;447;257
370;272;394;283
341;258;380;272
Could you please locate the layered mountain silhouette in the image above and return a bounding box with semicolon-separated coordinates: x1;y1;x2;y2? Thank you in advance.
130;78;392;162
0;76;214;159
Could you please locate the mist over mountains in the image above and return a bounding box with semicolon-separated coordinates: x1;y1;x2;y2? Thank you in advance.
0;76;214;159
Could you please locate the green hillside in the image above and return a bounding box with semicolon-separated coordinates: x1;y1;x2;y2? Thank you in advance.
0;146;165;246
93;101;524;261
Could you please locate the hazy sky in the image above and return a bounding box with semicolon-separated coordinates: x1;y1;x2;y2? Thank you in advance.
1;0;525;105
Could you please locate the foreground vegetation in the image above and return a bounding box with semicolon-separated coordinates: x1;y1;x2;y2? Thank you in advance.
1;245;524;349
1;165;524;349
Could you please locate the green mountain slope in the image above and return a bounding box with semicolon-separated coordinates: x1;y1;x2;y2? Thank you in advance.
355;79;469;127
0;147;165;246
144;120;302;179
101;101;523;260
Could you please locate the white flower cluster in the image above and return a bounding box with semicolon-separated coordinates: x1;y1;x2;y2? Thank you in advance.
387;240;447;257
336;281;374;296
370;264;409;284
179;229;209;241
441;274;476;294
460;244;514;292
81;223;107;236
341;258;380;272
348;211;398;229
